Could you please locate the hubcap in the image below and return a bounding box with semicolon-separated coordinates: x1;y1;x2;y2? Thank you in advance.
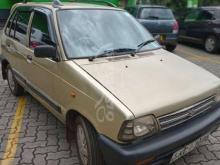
8;69;15;91
77;125;89;165
205;37;215;52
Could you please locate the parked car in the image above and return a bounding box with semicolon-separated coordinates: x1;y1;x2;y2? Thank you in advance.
1;2;220;165
174;8;194;23
179;7;220;53
126;5;179;52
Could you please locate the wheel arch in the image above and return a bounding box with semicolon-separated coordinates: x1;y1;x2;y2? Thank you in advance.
204;34;218;53
65;109;98;142
1;59;9;80
203;33;217;42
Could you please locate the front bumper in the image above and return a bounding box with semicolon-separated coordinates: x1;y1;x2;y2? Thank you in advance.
98;103;220;165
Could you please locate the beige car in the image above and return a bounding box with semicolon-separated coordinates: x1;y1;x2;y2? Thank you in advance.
1;2;220;165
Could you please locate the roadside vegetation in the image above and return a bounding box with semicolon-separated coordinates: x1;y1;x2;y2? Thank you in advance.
148;0;220;11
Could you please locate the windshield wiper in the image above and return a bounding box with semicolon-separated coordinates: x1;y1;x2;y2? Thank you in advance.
131;39;156;56
146;16;159;20
88;48;135;61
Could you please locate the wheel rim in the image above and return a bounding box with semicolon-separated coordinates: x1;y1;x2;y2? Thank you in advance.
77;125;89;165
8;69;15;91
205;37;215;52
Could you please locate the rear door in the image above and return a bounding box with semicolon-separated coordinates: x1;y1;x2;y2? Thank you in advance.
3;7;32;86
192;9;215;41
179;9;203;43
179;9;198;39
180;9;215;43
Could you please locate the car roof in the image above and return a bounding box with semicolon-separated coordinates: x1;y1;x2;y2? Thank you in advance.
136;5;168;8
200;6;220;10
14;2;121;11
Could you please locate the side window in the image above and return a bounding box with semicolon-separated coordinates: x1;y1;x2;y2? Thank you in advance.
8;10;31;45
9;13;18;38
29;12;54;49
5;10;17;36
185;10;200;22
198;10;214;21
14;11;31;44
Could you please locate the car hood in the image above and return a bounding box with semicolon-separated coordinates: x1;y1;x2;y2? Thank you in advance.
76;49;220;118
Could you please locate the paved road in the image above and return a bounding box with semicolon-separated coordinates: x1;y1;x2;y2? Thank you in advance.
0;30;220;164
173;45;220;165
175;44;220;78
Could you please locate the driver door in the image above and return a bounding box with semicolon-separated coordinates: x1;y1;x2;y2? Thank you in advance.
25;8;62;117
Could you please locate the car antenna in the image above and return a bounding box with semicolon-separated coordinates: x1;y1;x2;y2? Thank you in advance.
52;0;63;7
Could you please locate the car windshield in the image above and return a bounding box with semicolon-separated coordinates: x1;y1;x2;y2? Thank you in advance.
57;9;160;59
140;8;174;20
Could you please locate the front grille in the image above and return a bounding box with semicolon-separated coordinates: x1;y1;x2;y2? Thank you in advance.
158;95;216;130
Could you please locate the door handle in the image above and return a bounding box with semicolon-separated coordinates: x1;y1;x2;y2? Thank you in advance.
6;39;11;47
26;55;33;63
6;42;10;47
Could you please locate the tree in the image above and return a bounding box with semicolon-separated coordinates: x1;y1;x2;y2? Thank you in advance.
147;0;220;11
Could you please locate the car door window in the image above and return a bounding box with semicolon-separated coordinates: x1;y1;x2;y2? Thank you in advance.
9;13;18;38
198;10;214;21
13;11;31;44
29;11;54;49
8;11;31;44
5;10;17;36
185;10;200;22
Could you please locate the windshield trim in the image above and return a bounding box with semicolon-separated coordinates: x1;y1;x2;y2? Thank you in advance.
56;9;160;60
66;46;162;60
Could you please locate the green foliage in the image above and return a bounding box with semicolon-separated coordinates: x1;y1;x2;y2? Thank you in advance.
199;0;220;6
148;0;220;11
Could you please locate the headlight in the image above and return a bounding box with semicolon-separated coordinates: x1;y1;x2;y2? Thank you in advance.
216;87;220;103
118;115;159;142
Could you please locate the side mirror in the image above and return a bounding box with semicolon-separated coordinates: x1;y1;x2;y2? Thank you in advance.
34;45;57;60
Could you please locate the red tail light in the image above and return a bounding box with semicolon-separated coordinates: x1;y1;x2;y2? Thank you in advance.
173;21;179;34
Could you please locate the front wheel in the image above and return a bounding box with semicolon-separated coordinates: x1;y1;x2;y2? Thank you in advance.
205;36;218;53
75;116;104;165
7;65;24;96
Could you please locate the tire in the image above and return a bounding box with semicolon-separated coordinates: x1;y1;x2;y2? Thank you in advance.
205;36;218;53
6;65;24;96
75;116;104;165
166;45;177;52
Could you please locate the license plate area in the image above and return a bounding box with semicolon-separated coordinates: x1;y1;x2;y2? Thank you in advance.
160;35;166;41
170;133;209;164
